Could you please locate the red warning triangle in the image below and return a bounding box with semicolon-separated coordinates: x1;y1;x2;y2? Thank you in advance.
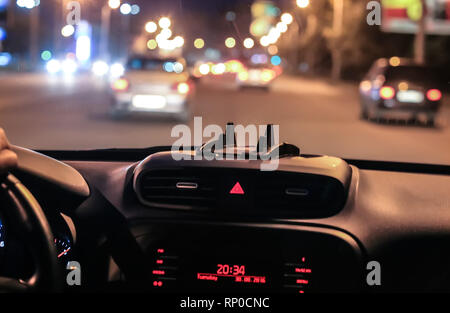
229;182;245;195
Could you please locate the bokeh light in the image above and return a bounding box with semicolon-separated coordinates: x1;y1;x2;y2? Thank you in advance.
40;50;52;61
243;38;254;49
108;0;120;9
159;17;171;29
270;55;281;66
194;38;205;49
225;37;236;48
119;3;131;15
281;13;293;24
145;21;157;33
61;24;75;37
147;39;157;50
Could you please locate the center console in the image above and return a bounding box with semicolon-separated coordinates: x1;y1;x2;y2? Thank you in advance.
133;222;364;293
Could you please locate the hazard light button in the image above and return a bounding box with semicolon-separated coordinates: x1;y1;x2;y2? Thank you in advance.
221;177;252;211
229;182;245;195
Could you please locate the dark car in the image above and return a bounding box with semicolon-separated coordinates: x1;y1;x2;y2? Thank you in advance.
359;58;442;125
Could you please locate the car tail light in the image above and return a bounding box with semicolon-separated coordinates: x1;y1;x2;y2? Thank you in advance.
237;70;249;81
379;86;395;100
175;82;190;94
426;89;442;101
112;78;129;92
261;69;275;82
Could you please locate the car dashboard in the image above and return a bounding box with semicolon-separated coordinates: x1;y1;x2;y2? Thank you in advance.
1;145;450;294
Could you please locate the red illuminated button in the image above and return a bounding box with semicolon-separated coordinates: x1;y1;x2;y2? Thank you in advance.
229;182;245;195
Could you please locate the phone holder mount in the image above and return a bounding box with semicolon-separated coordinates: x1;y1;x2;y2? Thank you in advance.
196;122;300;160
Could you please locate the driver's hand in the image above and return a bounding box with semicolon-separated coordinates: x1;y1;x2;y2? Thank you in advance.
0;128;17;174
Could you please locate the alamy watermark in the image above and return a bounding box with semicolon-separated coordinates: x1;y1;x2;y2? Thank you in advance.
170;117;280;171
367;1;381;26
66;1;81;26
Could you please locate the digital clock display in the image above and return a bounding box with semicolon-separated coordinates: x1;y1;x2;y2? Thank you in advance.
195;263;268;287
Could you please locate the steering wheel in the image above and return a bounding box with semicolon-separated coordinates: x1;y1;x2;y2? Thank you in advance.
0;173;62;292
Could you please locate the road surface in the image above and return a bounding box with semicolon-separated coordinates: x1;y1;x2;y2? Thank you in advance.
0;72;449;165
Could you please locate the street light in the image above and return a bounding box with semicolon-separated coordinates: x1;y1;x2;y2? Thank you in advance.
194;38;205;49
145;21;157;33
16;0;38;9
174;36;184;48
281;13;293;24
147;39;157;50
158;17;171;29
260;36;270;47
61;24;75;37
296;0;310;8
130;4;140;15
119;3;131;15
108;0;120;9
243;38;254;49
225;37;236;48
160;28;172;39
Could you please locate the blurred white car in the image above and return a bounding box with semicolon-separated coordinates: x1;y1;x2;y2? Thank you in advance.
109;56;194;120
236;64;276;90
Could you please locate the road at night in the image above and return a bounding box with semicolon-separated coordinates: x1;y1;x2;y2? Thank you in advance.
0;73;449;165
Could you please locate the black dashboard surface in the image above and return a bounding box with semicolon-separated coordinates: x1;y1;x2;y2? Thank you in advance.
54;156;450;292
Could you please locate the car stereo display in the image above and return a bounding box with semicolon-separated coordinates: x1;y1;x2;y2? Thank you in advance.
136;223;362;293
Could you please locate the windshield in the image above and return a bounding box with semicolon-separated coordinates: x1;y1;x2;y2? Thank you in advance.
0;0;449;165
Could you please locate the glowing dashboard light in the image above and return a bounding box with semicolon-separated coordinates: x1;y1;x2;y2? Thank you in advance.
229;182;244;194
112;78;129;91
177;82;190;94
426;89;442;101
379;86;395;100
92;60;109;76
46;59;61;74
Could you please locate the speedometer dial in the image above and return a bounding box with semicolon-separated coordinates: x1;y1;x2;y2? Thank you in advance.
54;236;72;260
0;217;5;250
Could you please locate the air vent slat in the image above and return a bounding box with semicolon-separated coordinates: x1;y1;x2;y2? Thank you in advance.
137;169;218;209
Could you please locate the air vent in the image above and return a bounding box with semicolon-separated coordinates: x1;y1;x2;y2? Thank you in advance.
133;151;352;218
137;168;218;210
254;172;347;217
